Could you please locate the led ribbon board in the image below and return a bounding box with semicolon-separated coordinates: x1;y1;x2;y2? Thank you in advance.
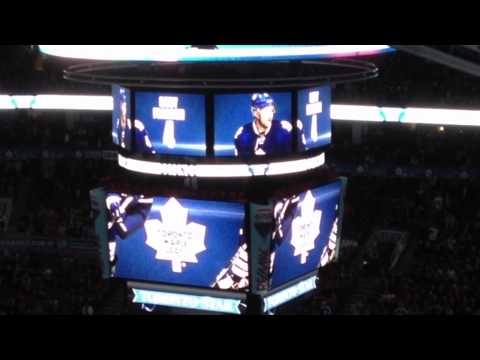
117;153;326;178
39;45;393;62
263;275;317;312
131;288;242;314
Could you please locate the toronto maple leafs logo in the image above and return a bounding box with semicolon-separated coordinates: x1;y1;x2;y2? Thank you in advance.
144;198;206;273
290;191;322;264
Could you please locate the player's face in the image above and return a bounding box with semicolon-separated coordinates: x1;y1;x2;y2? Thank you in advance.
255;105;275;131
120;101;127;128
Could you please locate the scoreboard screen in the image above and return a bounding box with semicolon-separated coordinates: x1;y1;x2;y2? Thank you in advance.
134;92;206;156
214;92;293;158
297;86;331;151
270;180;344;289
112;85;132;150
105;193;247;291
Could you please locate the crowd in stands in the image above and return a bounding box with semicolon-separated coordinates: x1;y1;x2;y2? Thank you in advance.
338;174;480;315
0;158;118;241
0;247;110;315
330;122;480;174
0;112;115;244
333;51;480;108
0;46;108;94
0;111;113;150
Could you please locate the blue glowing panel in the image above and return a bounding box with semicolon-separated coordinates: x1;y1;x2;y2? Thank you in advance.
297;86;331;151
112;85;132;150
214;92;293;158
106;194;245;290
135;92;206;156
270;180;343;289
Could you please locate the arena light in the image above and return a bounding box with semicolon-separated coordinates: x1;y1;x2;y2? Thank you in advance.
10;96;35;109
401;107;480;127
131;288;242;314
263;275;317;312
39;45;183;61
332;104;480;126
0;95;113;110
0;95;15;109
117;153;325;178
331;104;404;123
39;45;393;62
32;95;113;111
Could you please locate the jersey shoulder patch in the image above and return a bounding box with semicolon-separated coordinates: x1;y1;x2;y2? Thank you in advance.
297;120;304;131
234;126;245;140
280;120;293;132
134;119;145;131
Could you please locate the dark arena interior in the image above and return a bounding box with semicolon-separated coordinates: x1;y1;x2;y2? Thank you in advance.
1;45;480;316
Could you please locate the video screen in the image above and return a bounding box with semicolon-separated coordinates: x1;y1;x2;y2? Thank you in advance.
214;92;293;158
134;92;206;156
112;85;132;150
269;180;344;289
105;193;247;291
297;86;331;151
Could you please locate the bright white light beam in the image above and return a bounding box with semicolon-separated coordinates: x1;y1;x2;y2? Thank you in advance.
38;45;392;62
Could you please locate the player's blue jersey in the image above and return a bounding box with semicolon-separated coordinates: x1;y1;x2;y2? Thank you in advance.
234;120;294;157
115;118;131;149
234;120;306;157
107;195;152;242
116;118;155;154
133;119;156;154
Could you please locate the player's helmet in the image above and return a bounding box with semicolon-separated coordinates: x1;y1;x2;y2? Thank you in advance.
119;88;127;103
251;93;275;111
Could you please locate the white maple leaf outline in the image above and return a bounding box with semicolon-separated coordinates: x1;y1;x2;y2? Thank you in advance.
145;198;206;273
290;190;322;264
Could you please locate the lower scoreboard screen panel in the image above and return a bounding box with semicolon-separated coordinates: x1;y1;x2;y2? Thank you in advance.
105;193;247;291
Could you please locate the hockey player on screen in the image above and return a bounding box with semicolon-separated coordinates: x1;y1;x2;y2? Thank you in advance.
272;193;337;271
212;228;249;290
115;90;129;149
234;93;305;157
212;193;327;291
115;89;156;154
106;193;154;275
212;198;300;291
